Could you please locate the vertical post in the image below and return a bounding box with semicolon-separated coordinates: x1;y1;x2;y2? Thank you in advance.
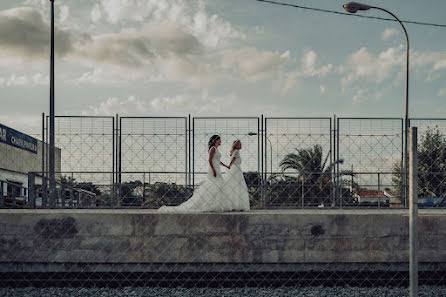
262;116;266;208
12;184;17;207
143;172;146;207
336;116;342;208
49;0;56;208
409;126;418;297
28;172;36;209
115;114;119;205
69;189;74;208
377;172;381;208
45;116;49;207
192;118;195;189
61;185;65;208
184;117;187;192
330;115;337;207
188;114;191;188
118;116;122;207
260;115;264;208
0;182;4;207
330;117;334;207
257;117;260;207
113;114;116;202
41;113;47;207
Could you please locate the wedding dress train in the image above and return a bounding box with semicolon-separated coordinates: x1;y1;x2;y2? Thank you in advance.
158;147;231;213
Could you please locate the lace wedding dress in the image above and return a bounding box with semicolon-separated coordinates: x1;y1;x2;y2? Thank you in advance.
224;149;250;211
158;147;231;213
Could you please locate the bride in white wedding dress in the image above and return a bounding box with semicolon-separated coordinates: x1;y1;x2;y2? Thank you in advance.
158;135;232;213
225;140;250;211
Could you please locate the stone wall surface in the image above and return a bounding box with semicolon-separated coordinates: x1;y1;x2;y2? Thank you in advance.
1;209;446;264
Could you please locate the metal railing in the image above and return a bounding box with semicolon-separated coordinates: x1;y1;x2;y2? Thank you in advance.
2;115;446;209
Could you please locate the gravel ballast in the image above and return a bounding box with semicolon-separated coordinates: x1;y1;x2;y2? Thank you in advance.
1;286;446;297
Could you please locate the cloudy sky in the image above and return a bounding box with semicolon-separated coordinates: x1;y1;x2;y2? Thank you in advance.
1;0;446;135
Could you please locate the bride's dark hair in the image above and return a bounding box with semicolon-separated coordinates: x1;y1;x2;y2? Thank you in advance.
208;135;221;151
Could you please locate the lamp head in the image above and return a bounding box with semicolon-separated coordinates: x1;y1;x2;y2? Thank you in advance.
343;2;371;13
248;132;257;136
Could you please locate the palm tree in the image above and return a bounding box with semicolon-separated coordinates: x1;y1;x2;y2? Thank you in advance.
279;144;342;186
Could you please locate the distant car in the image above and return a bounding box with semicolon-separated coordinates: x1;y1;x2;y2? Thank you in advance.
418;197;445;208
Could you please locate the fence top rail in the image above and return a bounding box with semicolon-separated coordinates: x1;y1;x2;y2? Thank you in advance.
265;117;332;120
337;117;403;120
120;116;187;119
32;171;188;174
276;171;398;175
193;117;260;120
410;118;446;121
50;115;115;119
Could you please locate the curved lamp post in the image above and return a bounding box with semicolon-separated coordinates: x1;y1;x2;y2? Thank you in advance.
343;2;410;205
343;3;414;296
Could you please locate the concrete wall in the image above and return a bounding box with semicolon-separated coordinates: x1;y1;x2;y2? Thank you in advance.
1;209;446;264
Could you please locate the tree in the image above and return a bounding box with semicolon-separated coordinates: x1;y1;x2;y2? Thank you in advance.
243;171;262;208
144;182;192;207
120;180;143;206
279;144;342;188
393;126;446;198
60;175;101;196
277;144;345;206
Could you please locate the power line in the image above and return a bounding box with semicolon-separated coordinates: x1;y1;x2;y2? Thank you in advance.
255;0;446;28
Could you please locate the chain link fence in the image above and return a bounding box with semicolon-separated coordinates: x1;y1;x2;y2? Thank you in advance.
409;119;446;207
119;117;188;208
337;118;404;207
2;115;446;293
4;115;446;210
264;117;332;208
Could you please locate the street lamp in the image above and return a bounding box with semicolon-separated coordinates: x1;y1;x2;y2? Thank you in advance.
49;0;56;207
248;132;273;180
343;2;410;205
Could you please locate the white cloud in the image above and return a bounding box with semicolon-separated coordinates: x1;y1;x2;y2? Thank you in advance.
381;28;398;41
278;71;299;95
59;5;70;23
254;26;265;35
341;46;404;88
433;60;446;71
92;0;245;48
0;7;73;59
320;85;326;94
221;47;289;82
0;75;28;86
0;114;42;136
300;50;332;77
82;92;238;116
0;4;294;89
0;73;49;87
32;73;49;86
352;88;368;105
411;51;446;71
90;4;102;23
438;88;446;97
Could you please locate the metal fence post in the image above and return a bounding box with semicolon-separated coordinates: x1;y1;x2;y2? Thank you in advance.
28;172;36;209
0;182;3;207
409;126;418;297
332;114;336;207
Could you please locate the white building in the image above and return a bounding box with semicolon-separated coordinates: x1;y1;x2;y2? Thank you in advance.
0;123;61;203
